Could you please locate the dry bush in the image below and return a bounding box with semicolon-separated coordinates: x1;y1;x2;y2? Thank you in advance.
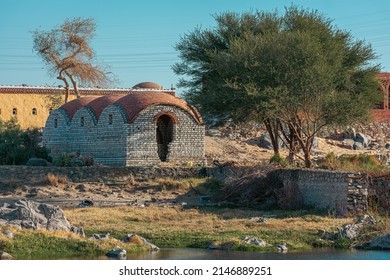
46;173;68;186
216;166;278;208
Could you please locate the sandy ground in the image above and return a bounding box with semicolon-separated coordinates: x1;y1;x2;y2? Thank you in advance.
0;135;380;208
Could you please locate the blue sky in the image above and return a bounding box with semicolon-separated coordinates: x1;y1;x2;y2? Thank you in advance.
1;0;390;90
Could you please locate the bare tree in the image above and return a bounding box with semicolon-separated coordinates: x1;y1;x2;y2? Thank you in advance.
32;18;113;103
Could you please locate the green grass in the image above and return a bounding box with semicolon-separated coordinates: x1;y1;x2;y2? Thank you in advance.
318;153;390;175
0;228;148;260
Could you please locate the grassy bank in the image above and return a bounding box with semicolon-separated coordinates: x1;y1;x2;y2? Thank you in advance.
0;227;148;259
2;206;389;259
65;206;357;252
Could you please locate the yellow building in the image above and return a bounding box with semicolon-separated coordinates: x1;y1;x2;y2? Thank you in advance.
0;85;133;128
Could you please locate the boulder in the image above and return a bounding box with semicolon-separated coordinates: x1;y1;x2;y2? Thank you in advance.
121;234;159;251
258;133;283;150
26;157;52;166
250;217;268;223
369;234;390;250
354;133;371;148
353;142;364;150
90;233;110;240
345;127;356;139
340;139;354;149
78;200;94;208
1;252;13;260
355;214;376;225
2;229;13;238
277;243;288;253
0;199;83;235
242;236;267;247
338;224;363;239
105;249;126;259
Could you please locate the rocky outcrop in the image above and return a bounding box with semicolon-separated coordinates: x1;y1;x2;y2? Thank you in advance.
0;252;13;260
242;236;267;247
368;234;390;250
121;234;159;251
0;199;84;236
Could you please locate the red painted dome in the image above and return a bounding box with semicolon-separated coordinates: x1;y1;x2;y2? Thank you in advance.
59;96;99;120
58;92;203;125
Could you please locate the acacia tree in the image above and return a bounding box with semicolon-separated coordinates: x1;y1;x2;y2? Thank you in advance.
32;18;112;103
173;7;381;167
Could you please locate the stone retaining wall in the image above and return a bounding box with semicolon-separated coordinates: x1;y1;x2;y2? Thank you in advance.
267;169;368;214
0;165;207;185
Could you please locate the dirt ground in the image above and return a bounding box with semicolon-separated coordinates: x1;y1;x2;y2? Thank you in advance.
0;135;380;208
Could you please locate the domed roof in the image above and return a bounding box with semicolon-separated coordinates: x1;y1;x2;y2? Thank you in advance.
85;94;124;119
59;96;99;120
114;91;202;124
58;91;202;125
132;82;163;90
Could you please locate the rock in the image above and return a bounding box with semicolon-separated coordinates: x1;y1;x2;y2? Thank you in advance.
258;133;283;150
242;236;267;247
318;229;336;240
353;142;364;150
345;126;356;139
340;139;354;149
355;214;376;225
277;243;288;253
2;229;13;238
26;157;52;166
121;234;159;251
385;143;390;149
369;234;390;250
90;233;110;240
250;217;268;223
75;184;86;192
78;200;94;207
354;133;371;148
105;249;126;259
338;224;363;239
0;199;83;235
207;129;222;137
1;252;13;260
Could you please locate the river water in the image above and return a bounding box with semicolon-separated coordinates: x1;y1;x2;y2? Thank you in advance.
124;248;390;260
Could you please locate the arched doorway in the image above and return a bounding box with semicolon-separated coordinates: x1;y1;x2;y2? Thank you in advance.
156;114;174;162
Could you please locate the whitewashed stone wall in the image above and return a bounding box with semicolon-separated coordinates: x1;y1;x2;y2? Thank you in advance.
43;104;204;166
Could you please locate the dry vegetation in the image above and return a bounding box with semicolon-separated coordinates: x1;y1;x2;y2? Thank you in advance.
64;205;355;251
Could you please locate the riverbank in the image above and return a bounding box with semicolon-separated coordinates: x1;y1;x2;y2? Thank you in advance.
2;205;389;259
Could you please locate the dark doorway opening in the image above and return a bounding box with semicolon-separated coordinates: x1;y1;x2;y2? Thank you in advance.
156;114;174;161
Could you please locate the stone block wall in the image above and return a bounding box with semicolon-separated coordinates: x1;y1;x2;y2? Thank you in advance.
268;169;368;214
0;166;207;185
43;104;205;167
126;105;205;166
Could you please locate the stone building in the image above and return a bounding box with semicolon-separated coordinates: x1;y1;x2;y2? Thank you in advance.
42;82;205;166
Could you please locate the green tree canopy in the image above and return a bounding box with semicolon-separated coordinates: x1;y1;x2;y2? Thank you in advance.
173;6;381;167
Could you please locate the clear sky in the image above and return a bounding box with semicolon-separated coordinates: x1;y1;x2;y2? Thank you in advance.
1;0;390;90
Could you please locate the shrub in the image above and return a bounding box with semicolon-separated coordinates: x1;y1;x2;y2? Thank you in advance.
0;118;50;165
46;173;68;186
53;153;75;167
269;153;288;167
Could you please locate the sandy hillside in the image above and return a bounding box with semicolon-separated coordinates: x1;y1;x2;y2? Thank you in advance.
204;135;380;165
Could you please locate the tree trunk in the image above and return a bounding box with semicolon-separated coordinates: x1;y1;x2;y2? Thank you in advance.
57;75;70;103
68;74;80;98
264;118;280;157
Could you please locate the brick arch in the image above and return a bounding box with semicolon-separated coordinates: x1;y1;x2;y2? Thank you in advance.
152;111;179;125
